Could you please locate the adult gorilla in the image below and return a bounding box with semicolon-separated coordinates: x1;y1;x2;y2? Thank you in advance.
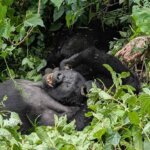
60;47;140;93
0;69;90;131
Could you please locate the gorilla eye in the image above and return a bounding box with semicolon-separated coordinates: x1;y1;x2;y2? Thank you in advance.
57;73;63;80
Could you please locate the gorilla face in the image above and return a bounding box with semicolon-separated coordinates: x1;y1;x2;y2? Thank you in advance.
44;69;86;106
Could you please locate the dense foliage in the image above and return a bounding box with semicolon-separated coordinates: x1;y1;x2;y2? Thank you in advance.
0;0;150;149
0;70;150;149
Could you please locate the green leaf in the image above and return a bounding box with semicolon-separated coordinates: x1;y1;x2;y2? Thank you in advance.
24;14;44;27
22;57;34;69
51;0;64;9
61;144;75;150
99;90;113;100
36;59;47;72
4;112;22;127
144;139;150;150
126;96;137;107
2;19;15;39
0;128;12;139
143;88;150;95
109;132;121;146
143;122;150;133
65;11;77;27
139;94;150;115
103;64;119;87
128;111;140;125
132;7;150;35
120;72;130;79
25;132;41;144
132;127;143;150
93;128;106;140
53;6;64;22
0;4;7;21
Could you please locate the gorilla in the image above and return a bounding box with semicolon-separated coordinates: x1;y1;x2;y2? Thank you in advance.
60;47;140;93
47;29;120;69
0;69;90;132
47;32;140;94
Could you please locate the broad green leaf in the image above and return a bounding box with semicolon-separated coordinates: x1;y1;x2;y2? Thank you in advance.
22;57;34;69
109;132;121;146
132;127;143;150
36;59;47;72
51;0;64;9
126;96;137;106
53;6;64;22
0;128;12;139
35;143;49;150
132;7;150;35
93;128;106;140
34;74;42;81
144;140;150;150
61;144;75;150
103;64;118;87
143;122;150;133
139;94;150;115
0;4;7;21
25;133;41;144
120;72;130;78
65;11;77;27
4;112;22;127
143;88;150;95
2;19;15;39
99;90;113;100
24;14;44;27
128;111;140;125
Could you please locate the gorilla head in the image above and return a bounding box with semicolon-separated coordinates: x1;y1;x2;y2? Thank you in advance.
43;69;87;106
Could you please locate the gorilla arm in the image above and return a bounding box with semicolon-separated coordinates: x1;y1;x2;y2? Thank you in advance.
0;80;79;130
60;47;140;93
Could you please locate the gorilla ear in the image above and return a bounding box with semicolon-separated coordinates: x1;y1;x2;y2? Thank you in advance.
81;80;93;96
81;86;88;96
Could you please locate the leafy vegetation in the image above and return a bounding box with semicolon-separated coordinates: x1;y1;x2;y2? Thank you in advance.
0;69;150;149
0;0;150;149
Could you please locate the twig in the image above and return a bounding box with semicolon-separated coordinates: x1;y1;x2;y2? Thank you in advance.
14;27;34;46
11;0;41;47
38;0;41;14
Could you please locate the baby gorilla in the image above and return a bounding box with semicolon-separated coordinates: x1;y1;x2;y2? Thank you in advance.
0;69;88;131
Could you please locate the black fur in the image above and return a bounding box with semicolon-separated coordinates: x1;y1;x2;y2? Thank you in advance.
60;47;140;93
0;69;89;131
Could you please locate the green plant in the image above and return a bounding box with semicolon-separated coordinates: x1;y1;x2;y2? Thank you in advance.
0;0;46;81
132;0;150;36
0;65;150;149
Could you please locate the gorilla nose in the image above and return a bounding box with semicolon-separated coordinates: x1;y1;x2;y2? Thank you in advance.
53;71;64;85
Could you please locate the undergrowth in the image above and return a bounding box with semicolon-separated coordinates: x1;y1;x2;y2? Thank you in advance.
0;66;150;150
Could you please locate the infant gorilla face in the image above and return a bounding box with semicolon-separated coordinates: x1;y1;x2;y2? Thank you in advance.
45;69;86;106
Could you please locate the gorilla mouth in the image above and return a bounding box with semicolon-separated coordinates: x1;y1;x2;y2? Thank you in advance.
46;73;54;87
46;72;65;88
